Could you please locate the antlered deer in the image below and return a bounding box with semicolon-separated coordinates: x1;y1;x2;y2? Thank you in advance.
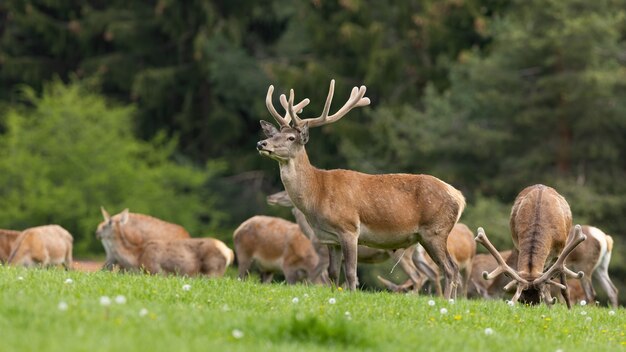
267;190;428;290
96;207;190;270
139;238;234;277
233;215;320;284
475;185;586;308
376;223;476;297
8;225;73;269
257;80;465;298
0;229;21;263
563;225;618;307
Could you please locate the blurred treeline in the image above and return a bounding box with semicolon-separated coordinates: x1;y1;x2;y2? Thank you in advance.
0;1;625;298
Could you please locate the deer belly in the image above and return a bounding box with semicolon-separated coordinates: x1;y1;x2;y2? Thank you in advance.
358;225;419;249
255;256;283;272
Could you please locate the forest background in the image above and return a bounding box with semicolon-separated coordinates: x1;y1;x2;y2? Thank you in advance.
0;0;624;303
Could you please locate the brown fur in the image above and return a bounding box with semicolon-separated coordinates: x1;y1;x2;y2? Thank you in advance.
8;225;73;269
96;208;190;270
476;184;585;308
0;229;21;263
139;238;234;277
267;191;427;290
467;250;517;299
259;85;466;298
233;215;319;284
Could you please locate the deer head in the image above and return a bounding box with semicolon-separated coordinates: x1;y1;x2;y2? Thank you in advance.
256;79;370;162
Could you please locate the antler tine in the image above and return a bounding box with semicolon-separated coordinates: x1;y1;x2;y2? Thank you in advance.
287;79;370;128
266;85;291;127
533;224;586;287
475;227;529;285
279;91;309;126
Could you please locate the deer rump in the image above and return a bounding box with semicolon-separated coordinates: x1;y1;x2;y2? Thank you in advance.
8;225;73;268
138;238;233;277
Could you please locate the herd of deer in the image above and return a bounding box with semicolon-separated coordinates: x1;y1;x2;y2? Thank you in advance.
0;80;619;309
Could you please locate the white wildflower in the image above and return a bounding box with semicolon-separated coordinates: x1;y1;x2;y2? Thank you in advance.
17;276;24;281
328;298;336;304
579;300;587;306
506;300;515;307
585;317;592;323
292;297;299;304
139;308;149;317
580;311;587;316
608;310;615;316
440;308;448;315
99;296;112;306
428;300;435;306
232;329;244;339
182;284;191;291
115;295;127;304
484;328;494;335
448;299;455;305
64;278;73;284
303;293;309;298
58;301;68;311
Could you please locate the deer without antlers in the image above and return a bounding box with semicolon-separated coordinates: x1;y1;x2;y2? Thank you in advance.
475;184;586;308
257;80;466;298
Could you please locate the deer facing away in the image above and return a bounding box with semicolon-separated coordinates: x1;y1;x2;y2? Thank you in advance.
475;184;586;308
7;225;73;269
257;80;466;298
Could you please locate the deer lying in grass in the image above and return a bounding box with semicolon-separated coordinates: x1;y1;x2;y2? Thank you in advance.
7;225;73;269
233;215;320;284
475;184;586;308
96;207;190;270
562;225;618;308
0;229;21;263
139;238;234;277
376;223;475;297
257;80;465;298
267;190;429;291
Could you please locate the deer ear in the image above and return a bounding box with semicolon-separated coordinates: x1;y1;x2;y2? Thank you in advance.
260;120;279;137
298;123;309;144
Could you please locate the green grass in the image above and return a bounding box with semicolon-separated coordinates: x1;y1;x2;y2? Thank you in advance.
0;266;624;352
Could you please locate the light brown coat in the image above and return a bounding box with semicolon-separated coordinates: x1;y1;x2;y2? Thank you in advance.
8;225;73;268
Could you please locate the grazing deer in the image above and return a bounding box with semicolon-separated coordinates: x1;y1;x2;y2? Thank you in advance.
0;229;21;263
267;190;428;291
257;80;465;298
475;184;586;308
7;225;73;269
376;223;476;297
139;238;234;277
563;225;618;308
467;250;516;299
96;207;190;271
233;215;320;284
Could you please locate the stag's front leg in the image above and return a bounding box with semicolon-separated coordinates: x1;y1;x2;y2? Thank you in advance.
340;233;359;291
327;245;343;287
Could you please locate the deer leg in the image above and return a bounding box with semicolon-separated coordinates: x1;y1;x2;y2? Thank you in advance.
461;259;473;298
392;248;424;293
327;245;343;286
260;271;274;283
340;234;359;291
559;273;572;309
580;277;596;305
420;231;459;299
413;249;442;295
595;251;619;308
237;255;253;281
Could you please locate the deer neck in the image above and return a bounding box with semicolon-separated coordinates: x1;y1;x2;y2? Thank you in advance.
278;148;320;213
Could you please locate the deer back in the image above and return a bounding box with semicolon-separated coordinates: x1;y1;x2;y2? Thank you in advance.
510;185;572;281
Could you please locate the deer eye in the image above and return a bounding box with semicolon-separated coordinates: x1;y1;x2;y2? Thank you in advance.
288;136;296;141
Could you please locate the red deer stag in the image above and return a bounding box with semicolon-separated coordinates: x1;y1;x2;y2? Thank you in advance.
233;215;320;284
0;229;21;263
257;80;465;298
267;190;430;291
96;207;190;271
8;225;73;269
475;185;586;308
138;238;234;277
563;225;618;307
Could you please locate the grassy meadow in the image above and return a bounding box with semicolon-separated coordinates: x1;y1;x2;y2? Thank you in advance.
0;265;623;352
